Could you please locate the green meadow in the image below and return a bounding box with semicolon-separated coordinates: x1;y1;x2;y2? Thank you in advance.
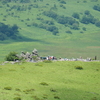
0;0;100;100
0;0;100;61
0;61;100;100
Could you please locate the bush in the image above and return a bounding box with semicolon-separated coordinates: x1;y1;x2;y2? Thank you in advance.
42;20;54;25
72;12;80;19
60;0;66;4
23;89;35;93
54;96;60;99
0;23;19;40
32;22;38;27
46;25;58;32
66;30;72;34
75;66;83;70
71;23;79;30
5;52;19;61
43;60;52;63
13;97;21;100
43;11;57;19
4;87;12;90
15;88;21;91
35;63;43;67
93;4;100;11
84;10;90;15
80;15;94;24
80;31;84;33
32;56;39;61
82;27;86;31
53;29;59;35
40;82;48;86
95;21;100;27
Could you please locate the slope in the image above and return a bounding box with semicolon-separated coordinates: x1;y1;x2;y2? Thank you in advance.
0;0;100;61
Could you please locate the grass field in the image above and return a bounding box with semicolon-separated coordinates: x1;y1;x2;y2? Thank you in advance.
0;61;100;100
0;0;100;61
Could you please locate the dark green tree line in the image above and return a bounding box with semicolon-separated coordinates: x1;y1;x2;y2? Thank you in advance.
0;22;19;40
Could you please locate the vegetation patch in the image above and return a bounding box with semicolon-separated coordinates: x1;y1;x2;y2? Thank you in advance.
54;96;60;99
43;60;52;63
4;87;12;90
40;82;49;86
13;97;21;100
23;89;35;94
50;88;57;92
0;23;20;41
75;66;83;70
5;52;20;61
35;63;43;67
9;69;16;71
15;88;21;92
31;95;41;100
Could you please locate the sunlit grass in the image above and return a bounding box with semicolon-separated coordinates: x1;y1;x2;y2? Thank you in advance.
0;61;100;100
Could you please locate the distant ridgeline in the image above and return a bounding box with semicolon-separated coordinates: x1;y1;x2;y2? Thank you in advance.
0;22;20;41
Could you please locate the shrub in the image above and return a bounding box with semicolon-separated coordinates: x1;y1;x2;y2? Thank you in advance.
95;21;100;27
71;23;79;30
43;60;52;63
46;25;58;32
13;97;21;100
23;89;35;93
72;12;80;19
53;29;59;35
60;4;66;9
93;4;100;11
75;66;83;70
32;56;39;61
32;22;38;27
40;82;48;86
50;88;57;92
82;27;86;31
43;11;57;19
15;88;21;91
80;31;84;33
35;63;43;67
54;96;60;99
66;30;72;34
84;10;90;15
60;0;66;4
42;20;54;25
5;52;19;61
4;87;12;90
83;0;87;3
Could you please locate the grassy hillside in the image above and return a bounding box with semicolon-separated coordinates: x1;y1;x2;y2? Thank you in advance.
0;61;100;100
0;0;100;61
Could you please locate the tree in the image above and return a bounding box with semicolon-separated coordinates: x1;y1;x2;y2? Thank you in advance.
12;24;19;31
60;0;66;4
95;21;100;27
71;23;79;30
93;4;100;11
5;52;19;61
56;15;68;24
43;11;57;19
84;10;90;15
72;13;80;19
80;15;94;24
0;33;6;40
0;22;19;40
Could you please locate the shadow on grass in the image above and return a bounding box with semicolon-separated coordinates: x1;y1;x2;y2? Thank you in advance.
55;87;100;100
0;35;50;44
